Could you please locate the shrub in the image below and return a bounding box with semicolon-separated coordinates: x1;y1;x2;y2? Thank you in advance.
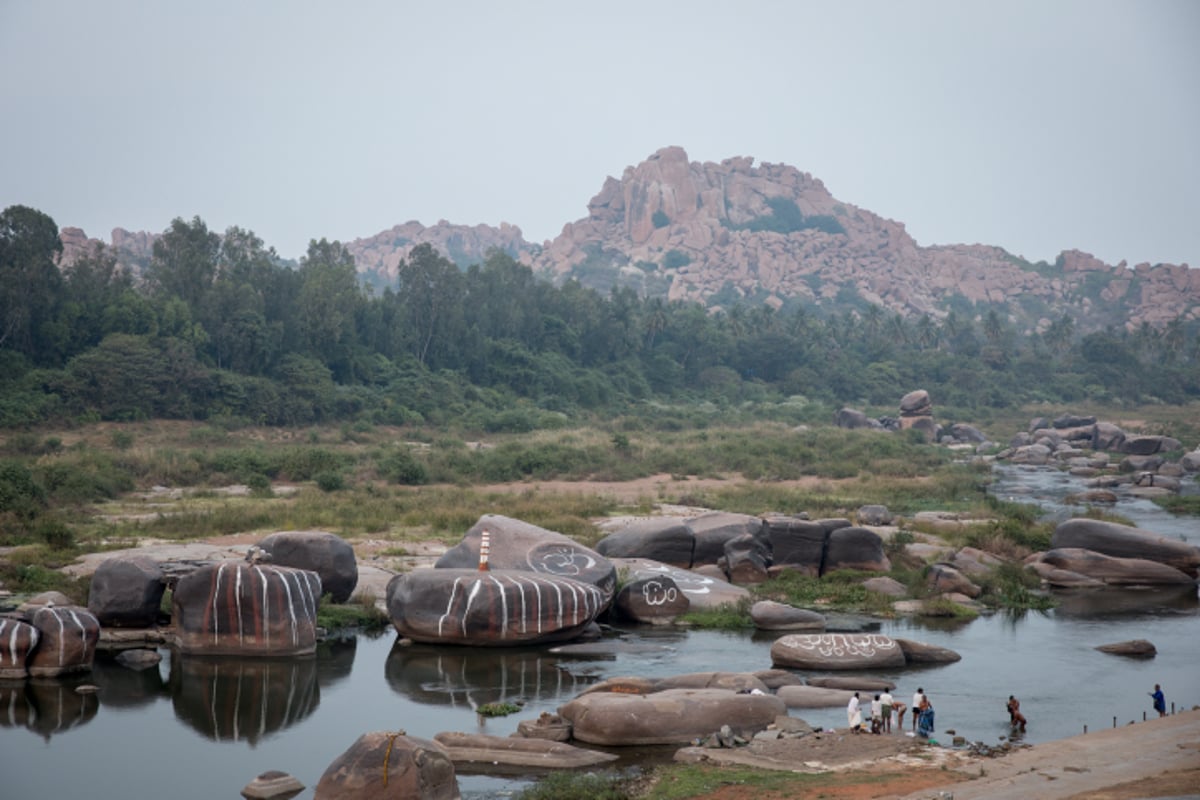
315;470;345;492
0;460;46;523
476;701;523;717
35;516;75;550
378;449;428;485
515;771;630;800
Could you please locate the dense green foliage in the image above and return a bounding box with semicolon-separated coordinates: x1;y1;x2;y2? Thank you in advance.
3;206;1199;433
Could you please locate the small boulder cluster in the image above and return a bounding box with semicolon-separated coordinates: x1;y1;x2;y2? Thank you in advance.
835;389;994;448
1000;413;1198;499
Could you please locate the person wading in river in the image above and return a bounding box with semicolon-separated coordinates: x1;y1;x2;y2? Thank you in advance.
1007;695;1027;731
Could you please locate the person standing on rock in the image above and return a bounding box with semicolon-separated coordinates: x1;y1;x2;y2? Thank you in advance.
1150;684;1166;718
911;687;926;732
847;692;862;733
1007;695;1027;731
879;689;894;733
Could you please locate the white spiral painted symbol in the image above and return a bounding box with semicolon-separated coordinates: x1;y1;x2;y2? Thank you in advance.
641;580;678;606
791;634;895;657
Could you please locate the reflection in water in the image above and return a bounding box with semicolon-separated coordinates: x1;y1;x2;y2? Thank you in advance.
315;636;358;688
1052;584;1199;619
90;652;168;709
0;678;99;740
170;656;319;743
385;643;597;710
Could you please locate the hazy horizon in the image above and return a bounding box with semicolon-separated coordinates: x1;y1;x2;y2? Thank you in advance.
2;1;1197;267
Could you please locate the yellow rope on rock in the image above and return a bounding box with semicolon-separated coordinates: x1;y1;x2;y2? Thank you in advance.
382;731;405;787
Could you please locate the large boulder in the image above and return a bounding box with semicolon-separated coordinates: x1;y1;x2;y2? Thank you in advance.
770;634;906;670
593;517;694;568
823;527;890;574
559;687;785;746
387;568;606;646
87;555;165;627
613;575;690;624
258;531;358;604
749;601;825;631
763;515;826;575
724;532;771;584
172;562;322;656
0;617;40;679
27;605;101;677
927;564;982;598
1050;518;1200;577
688;511;765;565
314;732;459;800
1121;435;1181;455
1092;422;1126;451
834;408;879;430
1181;449;1200;472
608;558;750;611
1039;548;1196;586
437;515;617;598
1095;639;1157;658
856;505;893;526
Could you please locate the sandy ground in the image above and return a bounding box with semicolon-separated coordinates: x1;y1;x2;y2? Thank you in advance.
671;710;1200;800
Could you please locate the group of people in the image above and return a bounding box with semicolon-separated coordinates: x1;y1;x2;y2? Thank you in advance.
846;686;934;736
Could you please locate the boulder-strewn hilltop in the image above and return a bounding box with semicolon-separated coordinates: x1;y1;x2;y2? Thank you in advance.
54;146;1198;333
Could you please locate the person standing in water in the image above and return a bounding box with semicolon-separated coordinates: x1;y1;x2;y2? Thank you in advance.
1007;695;1027;731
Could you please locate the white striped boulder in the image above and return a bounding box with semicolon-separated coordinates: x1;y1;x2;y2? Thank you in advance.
27;605;100;677
0;617;41;679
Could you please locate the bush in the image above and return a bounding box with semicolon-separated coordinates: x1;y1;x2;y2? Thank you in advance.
0;460;46;523
377;449;428;485
35;516;75;550
315;470;345;492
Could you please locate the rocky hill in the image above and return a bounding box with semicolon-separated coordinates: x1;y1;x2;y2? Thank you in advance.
55;146;1198;333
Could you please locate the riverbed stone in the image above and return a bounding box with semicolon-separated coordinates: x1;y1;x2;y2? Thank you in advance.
862;576;907;597
433;731;617;770
724;532;770;584
1039;548;1196;586
1181;449;1200;471
654;672;771;693
240;770;305;800
1027;561;1106;588
1050;518;1200;577
0;618;40;679
805;676;896;692
894;637;963;664
314;732;459;800
613;575;690;624
776;685;856;708
515;712;572;742
25;605;100;677
770;633;906;671
824;527;890;574
593;517;694;568
749;600;825;631
1121;435;1181;455
559;687;785;746
927;563;982;598
386;568;607;646
172;562;321;656
1095;639;1157;658
257;531;358;604
689;511;765;565
608;558;750;611
856;505;893;526
437;515;617;598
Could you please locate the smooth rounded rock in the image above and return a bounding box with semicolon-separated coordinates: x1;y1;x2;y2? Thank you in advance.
614;575;690;624
314;732;458;800
749;600;825;631
608;558;749;611
1095;639;1157;658
770;633;906;671
894;637;962;664
258;531;358;604
87;555;165;627
776;685;856;708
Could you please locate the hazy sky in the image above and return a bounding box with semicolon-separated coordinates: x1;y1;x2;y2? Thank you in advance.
2;1;1197;267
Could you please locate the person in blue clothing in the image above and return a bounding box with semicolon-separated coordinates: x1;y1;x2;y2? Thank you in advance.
1150;684;1166;718
917;693;935;737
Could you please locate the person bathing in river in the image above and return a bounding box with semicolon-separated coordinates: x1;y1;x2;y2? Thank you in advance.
893;699;907;731
1007;695;1027;731
879;690;894;733
870;694;883;734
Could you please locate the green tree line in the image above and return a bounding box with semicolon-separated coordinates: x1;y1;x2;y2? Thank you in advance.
2;205;1198;429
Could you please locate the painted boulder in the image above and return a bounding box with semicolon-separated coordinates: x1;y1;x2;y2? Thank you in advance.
613;575;690;624
172;562;322;656
387;568;606;646
770;633;906;671
559;687;785;746
258;531;359;603
0;617;40;679
608;558;750;611
314;732;459;800
27;605;101;677
437;515;616;598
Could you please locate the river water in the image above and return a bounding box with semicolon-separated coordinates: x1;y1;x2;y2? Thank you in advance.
1;464;1197;799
